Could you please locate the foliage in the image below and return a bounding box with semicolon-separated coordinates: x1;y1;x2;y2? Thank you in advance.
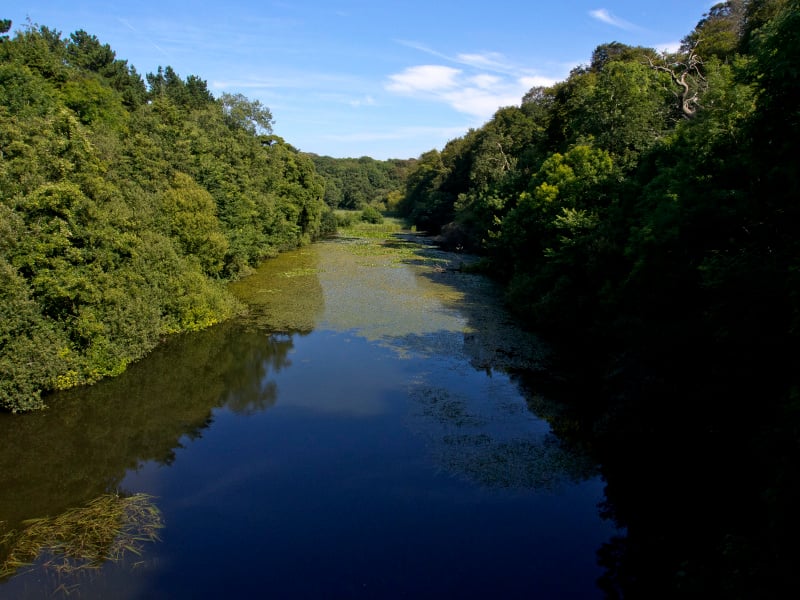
0;21;328;411
398;1;800;594
309;154;415;210
360;205;384;224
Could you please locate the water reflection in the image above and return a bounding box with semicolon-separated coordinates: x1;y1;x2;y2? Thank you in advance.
407;371;597;490
0;325;301;567
0;234;614;597
345;234;593;490
0;247;326;532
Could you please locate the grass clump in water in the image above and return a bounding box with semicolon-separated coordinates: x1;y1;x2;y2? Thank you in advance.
0;493;163;578
337;215;408;239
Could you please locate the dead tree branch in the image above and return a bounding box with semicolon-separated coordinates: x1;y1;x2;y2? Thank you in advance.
648;43;706;118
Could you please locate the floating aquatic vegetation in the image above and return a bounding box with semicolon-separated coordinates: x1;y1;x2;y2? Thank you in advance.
408;381;597;490
0;493;163;579
279;268;321;278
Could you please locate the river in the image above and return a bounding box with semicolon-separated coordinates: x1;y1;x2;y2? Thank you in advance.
0;228;619;598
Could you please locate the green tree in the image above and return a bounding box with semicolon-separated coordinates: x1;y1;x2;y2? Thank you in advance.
0;21;328;410
682;1;747;61
220;92;273;134
162;172;229;276
493;143;620;332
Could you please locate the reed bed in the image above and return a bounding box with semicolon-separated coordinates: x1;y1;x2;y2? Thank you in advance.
0;492;163;578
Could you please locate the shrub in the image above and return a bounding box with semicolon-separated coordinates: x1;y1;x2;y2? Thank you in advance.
360;205;384;224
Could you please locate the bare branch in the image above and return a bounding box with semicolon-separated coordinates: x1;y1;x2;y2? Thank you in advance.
647;42;706;118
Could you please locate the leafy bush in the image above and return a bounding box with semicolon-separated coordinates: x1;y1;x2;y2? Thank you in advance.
360;205;384;224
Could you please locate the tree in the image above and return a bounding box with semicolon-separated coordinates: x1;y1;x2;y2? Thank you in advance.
499;144;617;327
220;92;272;135
1;21;328;409
162;172;229;276
682;1;747;61
581;59;673;165
66;30;115;72
648;44;706;119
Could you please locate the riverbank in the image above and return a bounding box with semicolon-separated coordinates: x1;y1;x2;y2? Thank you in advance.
1;216;611;599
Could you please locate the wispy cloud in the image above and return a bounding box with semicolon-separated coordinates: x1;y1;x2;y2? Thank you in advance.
117;17;170;58
397;41;548;79
212;70;366;92
321;125;469;143
386;43;561;120
396;40;453;62
349;95;376;108
456;52;522;77
589;8;640;31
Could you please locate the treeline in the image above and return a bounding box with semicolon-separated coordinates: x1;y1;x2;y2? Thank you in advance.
0;21;332;412
400;0;799;594
401;0;798;426
308;154;415;212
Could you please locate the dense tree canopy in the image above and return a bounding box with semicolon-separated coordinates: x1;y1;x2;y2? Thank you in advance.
0;21;330;411
399;1;800;593
309;154;414;211
2;2;799;591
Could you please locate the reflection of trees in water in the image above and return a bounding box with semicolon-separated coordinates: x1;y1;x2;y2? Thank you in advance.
0;323;297;532
221;331;303;415
393;233;549;372
384;276;593;491
589;429;791;599
0;245;324;586
376;240;596;490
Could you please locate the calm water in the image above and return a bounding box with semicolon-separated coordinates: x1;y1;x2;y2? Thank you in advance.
0;233;618;598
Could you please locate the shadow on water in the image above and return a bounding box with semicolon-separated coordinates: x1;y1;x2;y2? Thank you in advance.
0;325;301;529
392;231;800;597
365;232;599;491
0;249;326;580
1;231;617;597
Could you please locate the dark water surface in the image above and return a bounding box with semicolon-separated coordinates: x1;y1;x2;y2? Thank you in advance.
0;233;618;598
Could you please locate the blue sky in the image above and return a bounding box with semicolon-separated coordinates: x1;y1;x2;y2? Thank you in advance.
5;1;713;159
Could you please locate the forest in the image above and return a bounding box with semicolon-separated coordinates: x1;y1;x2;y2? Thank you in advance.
399;0;800;428
398;0;799;593
1;0;799;592
308;153;414;213
0;19;336;412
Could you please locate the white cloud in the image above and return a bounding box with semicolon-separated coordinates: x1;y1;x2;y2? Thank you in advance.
519;75;559;89
656;41;683;55
386;40;568;121
349;95;376;108
589;8;639;31
386;65;462;93
469;74;502;89
444;87;522;118
386;70;533;119
385;64;559;121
